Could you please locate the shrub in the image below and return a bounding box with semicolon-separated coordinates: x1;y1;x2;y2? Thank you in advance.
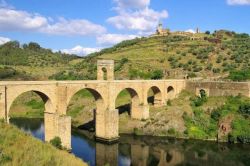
151;70;163;80
228;69;250;81
190;90;207;107
239;103;250;115
50;137;62;149
205;31;210;35
211;110;221;121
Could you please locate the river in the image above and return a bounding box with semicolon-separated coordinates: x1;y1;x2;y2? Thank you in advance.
10;118;250;166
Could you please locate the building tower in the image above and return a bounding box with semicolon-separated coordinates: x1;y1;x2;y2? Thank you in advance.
97;60;114;81
157;23;163;35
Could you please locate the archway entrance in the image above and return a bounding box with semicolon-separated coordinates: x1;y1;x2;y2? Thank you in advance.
115;88;140;133
8;91;53;141
199;89;207;98
67;88;105;137
147;86;162;107
167;86;175;100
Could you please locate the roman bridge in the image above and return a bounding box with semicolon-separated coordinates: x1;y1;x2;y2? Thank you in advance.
0;60;249;149
0;71;186;149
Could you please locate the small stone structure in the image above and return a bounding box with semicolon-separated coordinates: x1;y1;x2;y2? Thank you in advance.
97;60;114;80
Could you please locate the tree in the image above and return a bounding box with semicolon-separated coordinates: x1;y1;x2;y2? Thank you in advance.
205;31;210;35
4;41;20;48
28;42;41;50
151;70;163;80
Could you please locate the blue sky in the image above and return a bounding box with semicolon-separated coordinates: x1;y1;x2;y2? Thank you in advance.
0;0;249;55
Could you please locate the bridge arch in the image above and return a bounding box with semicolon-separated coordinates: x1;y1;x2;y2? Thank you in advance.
147;86;163;106
115;87;141;119
66;87;106;137
167;86;175;100
7;89;55;122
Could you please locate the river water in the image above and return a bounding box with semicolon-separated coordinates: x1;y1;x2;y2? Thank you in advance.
10;118;250;166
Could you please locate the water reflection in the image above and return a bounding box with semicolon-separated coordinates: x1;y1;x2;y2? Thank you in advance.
10;118;250;166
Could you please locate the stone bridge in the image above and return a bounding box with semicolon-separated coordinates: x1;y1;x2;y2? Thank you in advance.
0;60;186;149
0;60;249;149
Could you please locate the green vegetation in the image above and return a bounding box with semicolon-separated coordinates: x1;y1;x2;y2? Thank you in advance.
228;69;250;81
190;90;207;107
0;121;86;166
9;92;44;118
0;30;249;81
183;109;217;139
50;137;63;149
183;94;250;142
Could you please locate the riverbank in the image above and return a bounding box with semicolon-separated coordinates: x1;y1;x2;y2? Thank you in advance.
0;121;87;166
9;90;250;144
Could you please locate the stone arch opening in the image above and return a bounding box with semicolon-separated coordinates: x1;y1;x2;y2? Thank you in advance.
167;86;175;100
102;67;108;80
147;86;163;106
115;88;140;116
66;88;105;135
199;89;207;98
8;90;53;140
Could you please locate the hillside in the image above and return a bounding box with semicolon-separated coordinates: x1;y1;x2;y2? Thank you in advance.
0;30;249;81
53;30;250;81
0;41;79;80
0;121;86;166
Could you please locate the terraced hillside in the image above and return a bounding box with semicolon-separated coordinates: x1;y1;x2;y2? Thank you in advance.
57;30;250;81
0;30;249;81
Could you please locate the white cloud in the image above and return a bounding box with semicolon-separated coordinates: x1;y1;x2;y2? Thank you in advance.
0;8;48;31
0;7;106;36
185;29;196;34
97;33;138;46
0;36;11;45
114;0;150;9
61;45;100;56
108;0;168;32
108;8;168;32
41;18;106;36
227;0;250;5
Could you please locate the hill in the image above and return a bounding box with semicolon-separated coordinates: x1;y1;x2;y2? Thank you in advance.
52;30;250;81
0;41;79;80
0;30;250;81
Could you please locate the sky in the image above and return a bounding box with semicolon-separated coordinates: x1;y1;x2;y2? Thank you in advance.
0;0;249;56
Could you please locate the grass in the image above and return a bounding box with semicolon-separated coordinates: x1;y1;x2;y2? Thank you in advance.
10;92;44;118
0;121;87;166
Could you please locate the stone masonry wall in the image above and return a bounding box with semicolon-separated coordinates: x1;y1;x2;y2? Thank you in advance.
186;81;250;97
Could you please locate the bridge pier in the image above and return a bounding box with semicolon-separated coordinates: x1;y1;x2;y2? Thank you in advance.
131;104;149;120
95;109;119;143
44;112;71;150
